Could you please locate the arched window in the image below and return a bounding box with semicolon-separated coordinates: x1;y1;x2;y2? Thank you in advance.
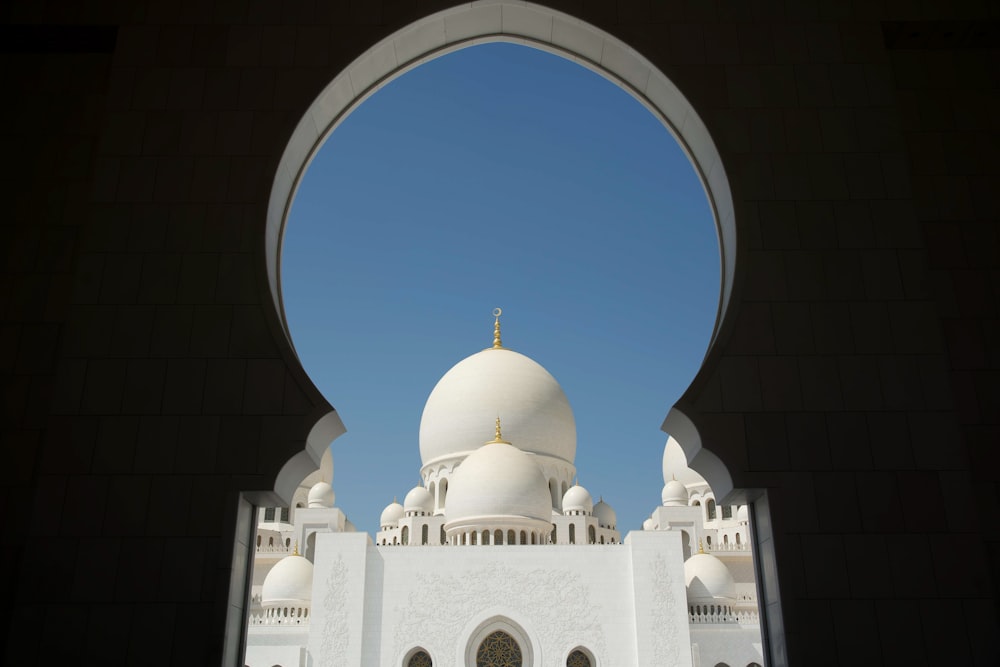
567;648;593;667
268;536;274;546
440;478;447;508
471;531;477;545
707;499;717;520
264;507;275;521
422;524;428;545
736;532;741;545
482;530;489;545
495;529;503;545
476;630;522;667
440;525;446;545
723;534;729;544
406;649;433;667
569;524;576;544
507;529;515;544
706;535;712;547
401;526;409;545
256;535;261;547
588;525;596;544
520;530;526;545
285;537;290;547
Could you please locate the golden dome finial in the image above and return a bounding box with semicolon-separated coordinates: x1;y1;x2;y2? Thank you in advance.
488;416;510;445
491;307;503;349
292;540;299;556
698;538;705;554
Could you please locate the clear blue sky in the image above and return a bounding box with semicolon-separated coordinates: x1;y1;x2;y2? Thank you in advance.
282;42;719;533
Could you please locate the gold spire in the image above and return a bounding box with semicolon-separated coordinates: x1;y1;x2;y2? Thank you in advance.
292;540;300;556
491;307;503;349
698;539;705;554
488;416;510;444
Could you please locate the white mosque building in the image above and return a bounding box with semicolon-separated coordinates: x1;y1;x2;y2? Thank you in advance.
244;312;764;667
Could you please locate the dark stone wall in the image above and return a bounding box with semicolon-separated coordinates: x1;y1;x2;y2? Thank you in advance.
1;2;996;665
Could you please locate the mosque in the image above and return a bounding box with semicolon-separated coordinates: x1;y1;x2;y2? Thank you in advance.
244;312;764;667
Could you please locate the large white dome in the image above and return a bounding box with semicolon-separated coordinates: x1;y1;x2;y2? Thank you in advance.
419;348;576;466
261;554;313;607
444;442;552;527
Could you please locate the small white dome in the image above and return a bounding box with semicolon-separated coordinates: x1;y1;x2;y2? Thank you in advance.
684;552;736;601
380;500;404;528
737;505;748;522
594;499;616;529
445;442;551;528
420;348;576;466
403;486;434;514
307;482;335;508
261;554;313;607
662;479;688;506
642;517;655;531
562;485;593;514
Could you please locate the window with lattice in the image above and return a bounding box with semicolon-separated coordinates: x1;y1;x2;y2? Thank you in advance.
407;649;432;667
476;630;522;667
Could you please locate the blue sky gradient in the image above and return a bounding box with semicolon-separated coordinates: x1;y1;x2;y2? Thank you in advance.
282;42;720;532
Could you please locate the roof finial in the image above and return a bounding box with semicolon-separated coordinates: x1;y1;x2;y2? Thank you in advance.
292;540;300;556
491;307;503;349
488;416;510;445
698;538;705;554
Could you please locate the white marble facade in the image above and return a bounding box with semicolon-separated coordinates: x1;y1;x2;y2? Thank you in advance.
245;315;763;667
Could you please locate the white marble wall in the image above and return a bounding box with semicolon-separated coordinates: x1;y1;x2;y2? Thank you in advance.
308;530;691;666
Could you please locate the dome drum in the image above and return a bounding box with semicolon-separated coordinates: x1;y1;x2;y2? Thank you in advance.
444;515;553;545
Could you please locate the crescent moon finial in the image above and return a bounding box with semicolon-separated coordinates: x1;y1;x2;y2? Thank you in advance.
491;307;503;349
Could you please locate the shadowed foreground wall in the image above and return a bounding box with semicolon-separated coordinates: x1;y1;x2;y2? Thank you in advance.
1;1;997;665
